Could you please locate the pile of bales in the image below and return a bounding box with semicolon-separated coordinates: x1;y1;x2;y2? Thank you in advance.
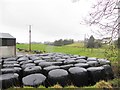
17;48;45;54
0;53;114;89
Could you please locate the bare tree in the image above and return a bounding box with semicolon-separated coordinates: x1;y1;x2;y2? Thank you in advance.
82;0;119;43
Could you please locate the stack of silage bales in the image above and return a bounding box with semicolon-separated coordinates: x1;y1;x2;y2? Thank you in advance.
0;53;114;89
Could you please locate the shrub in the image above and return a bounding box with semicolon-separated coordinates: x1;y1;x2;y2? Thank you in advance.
108;78;120;88
64;85;78;88
95;80;112;89
38;85;46;88
23;86;34;88
49;83;63;88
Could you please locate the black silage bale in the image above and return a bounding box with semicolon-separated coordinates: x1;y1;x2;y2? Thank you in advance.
98;59;111;65
34;59;46;65
3;57;16;61
56;54;64;58
14;67;22;74
62;56;70;59
22;74;46;87
14;64;20;67
29;56;40;60
56;59;66;62
17;56;29;62
1;67;22;74
74;63;89;68
38;62;53;68
51;62;63;66
87;57;98;61
21;63;36;69
14;67;22;85
16;55;24;59
6;67;22;86
102;65;114;80
0;62;1;67
68;67;88;86
63;59;77;65
42;57;52;62
87;67;106;85
0;73;19;89
69;58;77;60
19;60;33;65
49;55;55;59
75;59;87;63
23;66;42;77
43;66;60;76
0;59;3;64
39;53;49;56
42;56;51;60
3;61;18;64
0;59;3;69
48;69;69;87
3;64;20;68
54;57;61;61
3;64;14;68
0;63;2;75
60;64;74;70
1;57;7;59
87;61;99;67
69;55;74;58
76;56;88;60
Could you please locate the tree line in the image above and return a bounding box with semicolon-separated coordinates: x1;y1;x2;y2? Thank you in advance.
44;39;74;46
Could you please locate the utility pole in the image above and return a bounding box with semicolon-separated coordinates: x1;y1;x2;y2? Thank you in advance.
29;25;31;52
84;34;86;51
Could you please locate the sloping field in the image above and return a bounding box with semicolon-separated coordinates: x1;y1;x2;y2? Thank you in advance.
16;43;105;58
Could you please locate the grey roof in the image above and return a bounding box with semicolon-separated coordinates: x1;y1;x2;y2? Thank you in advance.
0;33;15;39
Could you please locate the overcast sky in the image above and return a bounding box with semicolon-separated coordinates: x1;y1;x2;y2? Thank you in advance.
0;0;97;43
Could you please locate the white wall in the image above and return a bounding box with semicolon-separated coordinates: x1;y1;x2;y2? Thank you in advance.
0;46;15;58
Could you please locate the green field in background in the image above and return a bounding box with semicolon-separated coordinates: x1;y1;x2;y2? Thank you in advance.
16;43;105;59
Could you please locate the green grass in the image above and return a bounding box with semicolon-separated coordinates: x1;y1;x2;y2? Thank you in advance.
17;43;105;58
17;43;119;63
66;42;84;47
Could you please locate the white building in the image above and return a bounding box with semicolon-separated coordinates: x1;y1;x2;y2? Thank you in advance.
0;33;16;58
101;37;112;45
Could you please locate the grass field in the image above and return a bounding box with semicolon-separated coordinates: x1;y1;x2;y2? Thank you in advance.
17;43;105;58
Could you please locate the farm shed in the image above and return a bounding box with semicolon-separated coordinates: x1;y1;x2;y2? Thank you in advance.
0;33;16;58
